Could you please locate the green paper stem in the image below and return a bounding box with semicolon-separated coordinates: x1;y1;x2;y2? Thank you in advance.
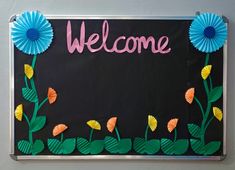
114;127;121;141
174;128;177;142
201;99;212;145
60;133;64;142
89;129;94;142
24;76;29;88
144;125;149;141
204;80;210;96
194;96;205;118
205;116;214;132
209;76;213;90
23;113;30;126
32;55;37;69
205;53;210;65
38;97;48;110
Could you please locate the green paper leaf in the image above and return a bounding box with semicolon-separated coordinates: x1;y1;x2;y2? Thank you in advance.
77;137;90;154
17;140;32;154
32;139;44;155
145;139;160;154
62;138;76;154
48;139;62;154
117;138;132;154
161;138;174;155
208;86;223;103
190;139;205;154
104;136;118;153
104;136;132;154
133;137;145;154
204;141;221;155
188;124;201;138
30;116;46;132
90;140;104;154
133;138;160;154
22;87;38;103
174;139;189;155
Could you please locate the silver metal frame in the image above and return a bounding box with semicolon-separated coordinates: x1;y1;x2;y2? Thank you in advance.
9;15;228;161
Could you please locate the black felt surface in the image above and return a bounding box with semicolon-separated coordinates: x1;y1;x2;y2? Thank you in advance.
14;19;223;155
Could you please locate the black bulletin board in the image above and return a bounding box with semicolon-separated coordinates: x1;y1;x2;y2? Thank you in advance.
10;16;226;160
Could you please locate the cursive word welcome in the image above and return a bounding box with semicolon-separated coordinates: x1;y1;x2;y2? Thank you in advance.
67;20;171;54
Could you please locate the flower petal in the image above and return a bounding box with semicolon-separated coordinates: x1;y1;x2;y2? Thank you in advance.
48;87;57;104
201;65;212;80
107;117;117;133
24;64;34;79
213;107;223;121
167;118;178;133
52;124;68;136
15;104;23;121
185;88;195;104
87;120;101;130
148;115;157;132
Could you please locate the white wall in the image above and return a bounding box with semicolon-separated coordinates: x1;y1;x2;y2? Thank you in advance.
0;0;235;169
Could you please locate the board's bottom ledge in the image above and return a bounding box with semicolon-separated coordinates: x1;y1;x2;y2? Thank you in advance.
10;154;226;161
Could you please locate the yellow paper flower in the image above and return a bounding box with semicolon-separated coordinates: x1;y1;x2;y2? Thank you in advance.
24;64;34;79
201;65;212;80
87;120;101;130
185;88;195;104
167;118;178;133
213;107;223;121
15;104;23;121
148;115;157;131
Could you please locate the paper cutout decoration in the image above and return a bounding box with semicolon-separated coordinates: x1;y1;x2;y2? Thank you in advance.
15;104;23;121
189;13;227;53
53;124;68;136
77;120;104;154
11;11;55;155
48;124;76;154
167;118;178;133
201;65;212;80
104;117;132;154
213;107;223;121
87;120;101;130
133;115;160;154
48;87;57;104
185;88;195;104
107;117;117;133
161;118;189;155
24;64;34;79
11;11;53;55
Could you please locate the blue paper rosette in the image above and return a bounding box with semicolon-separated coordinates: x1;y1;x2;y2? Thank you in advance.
189;13;227;53
11;11;53;55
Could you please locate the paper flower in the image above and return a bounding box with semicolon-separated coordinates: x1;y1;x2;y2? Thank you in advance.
107;117;117;133
87;120;101;130
213;107;223;121
11;11;53;55
148;115;157;131
53;124;68;136
189;13;227;53
167;118;178;133
201;65;212;80
185;88;195;104
24;64;34;79
15;104;23;121
48;87;57;104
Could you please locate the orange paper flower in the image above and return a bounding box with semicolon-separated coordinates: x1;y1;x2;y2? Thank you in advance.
52;124;68;136
107;117;117;133
185;88;195;104
167;118;178;133
48;87;57;104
